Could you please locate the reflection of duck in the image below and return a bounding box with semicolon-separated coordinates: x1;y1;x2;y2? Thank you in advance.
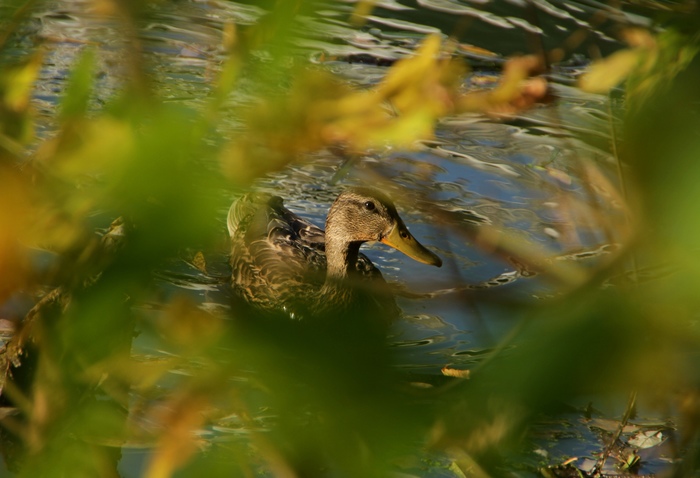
228;187;442;317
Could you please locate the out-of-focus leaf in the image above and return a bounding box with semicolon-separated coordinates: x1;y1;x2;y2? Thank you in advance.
578;28;656;94
84;354;178;393
144;390;210;478
156;296;223;352
48;117;135;179
377;34;460;117
579;48;645;94
361;105;437;148
30;117;136;253
351;0;377;26
221;34;465;180
457;55;549;118
59;47;97;120
627;29;700;109
0;52;42;144
221;35;554;182
579;28;699;109
2;53;41;113
0;168;30;302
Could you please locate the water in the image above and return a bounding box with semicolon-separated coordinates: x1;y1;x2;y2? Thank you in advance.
1;0;673;476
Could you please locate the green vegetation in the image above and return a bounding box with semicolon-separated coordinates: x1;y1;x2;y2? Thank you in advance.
0;1;700;477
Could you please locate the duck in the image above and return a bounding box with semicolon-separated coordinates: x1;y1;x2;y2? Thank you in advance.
227;187;442;318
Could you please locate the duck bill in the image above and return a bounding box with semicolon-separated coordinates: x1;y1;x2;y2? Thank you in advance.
381;224;442;267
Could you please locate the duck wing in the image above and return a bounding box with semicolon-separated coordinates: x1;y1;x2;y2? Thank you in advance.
229;194;330;311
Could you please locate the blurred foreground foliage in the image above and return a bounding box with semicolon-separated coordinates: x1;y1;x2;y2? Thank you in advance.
0;1;699;477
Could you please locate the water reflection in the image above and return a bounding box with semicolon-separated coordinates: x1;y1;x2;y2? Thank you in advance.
7;0;630;387
0;0;649;474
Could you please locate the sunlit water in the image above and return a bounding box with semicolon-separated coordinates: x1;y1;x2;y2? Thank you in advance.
1;0;673;476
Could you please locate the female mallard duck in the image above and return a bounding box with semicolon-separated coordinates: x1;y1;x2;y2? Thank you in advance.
228;187;442;317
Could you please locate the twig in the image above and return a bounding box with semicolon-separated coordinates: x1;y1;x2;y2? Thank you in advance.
592;391;637;475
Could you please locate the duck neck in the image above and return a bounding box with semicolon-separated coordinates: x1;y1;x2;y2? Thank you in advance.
323;237;361;285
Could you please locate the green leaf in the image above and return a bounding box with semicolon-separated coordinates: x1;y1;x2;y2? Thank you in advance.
59;47;97;120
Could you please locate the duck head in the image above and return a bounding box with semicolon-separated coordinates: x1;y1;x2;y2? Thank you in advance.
325;188;442;268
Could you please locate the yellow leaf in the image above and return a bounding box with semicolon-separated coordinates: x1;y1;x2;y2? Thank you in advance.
350;0;377;27
363;107;436;149
0;168;30;302
145;391;209;478
441;366;471;379
379;34;444;99
578;48;645;94
220;34;466;173
192;251;207;274
3;52;43;112
455;55;548;118
49;117;135;178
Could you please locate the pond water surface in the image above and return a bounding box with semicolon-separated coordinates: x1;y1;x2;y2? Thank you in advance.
1;0;674;476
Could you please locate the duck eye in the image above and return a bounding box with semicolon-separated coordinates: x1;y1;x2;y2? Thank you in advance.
364;201;375;211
